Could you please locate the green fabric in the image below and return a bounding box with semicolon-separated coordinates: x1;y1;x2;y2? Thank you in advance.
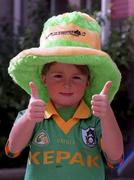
8;11;121;107
22;112;105;180
41;39;91;48
57;107;76;121
8;54;121;106
43;11;101;33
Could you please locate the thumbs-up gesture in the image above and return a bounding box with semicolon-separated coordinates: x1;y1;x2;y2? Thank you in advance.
91;81;112;120
25;81;46;123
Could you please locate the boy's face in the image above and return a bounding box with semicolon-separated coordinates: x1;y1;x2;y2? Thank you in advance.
42;63;89;108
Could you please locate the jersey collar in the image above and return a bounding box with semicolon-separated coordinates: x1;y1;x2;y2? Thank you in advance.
44;100;91;134
44;100;91;119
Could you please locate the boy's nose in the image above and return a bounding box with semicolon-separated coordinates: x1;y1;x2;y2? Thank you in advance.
63;79;72;88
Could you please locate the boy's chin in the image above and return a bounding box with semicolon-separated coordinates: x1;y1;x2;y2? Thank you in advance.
54;101;80;108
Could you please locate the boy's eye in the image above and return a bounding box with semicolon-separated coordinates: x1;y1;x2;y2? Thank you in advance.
53;74;63;78
73;76;81;80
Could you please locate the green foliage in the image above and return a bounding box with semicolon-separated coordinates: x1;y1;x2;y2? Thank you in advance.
103;18;134;143
0;0;50;168
104;26;134;68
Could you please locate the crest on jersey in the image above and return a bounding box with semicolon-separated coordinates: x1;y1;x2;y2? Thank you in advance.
82;127;96;148
33;130;49;145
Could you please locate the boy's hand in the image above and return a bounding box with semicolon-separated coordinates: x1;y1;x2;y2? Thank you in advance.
26;81;46;122
91;81;112;120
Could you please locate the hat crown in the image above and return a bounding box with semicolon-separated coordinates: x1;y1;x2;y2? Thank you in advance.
40;11;101;49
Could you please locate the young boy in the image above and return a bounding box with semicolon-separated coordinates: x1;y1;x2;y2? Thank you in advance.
5;11;123;180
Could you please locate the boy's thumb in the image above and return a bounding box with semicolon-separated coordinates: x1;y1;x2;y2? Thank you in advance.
29;81;39;98
100;81;112;95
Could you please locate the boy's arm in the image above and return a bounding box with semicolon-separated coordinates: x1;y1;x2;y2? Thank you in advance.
100;105;123;164
5;81;45;156
91;81;124;163
6;113;36;155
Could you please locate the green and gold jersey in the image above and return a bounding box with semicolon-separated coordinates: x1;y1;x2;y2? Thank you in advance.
5;100;120;180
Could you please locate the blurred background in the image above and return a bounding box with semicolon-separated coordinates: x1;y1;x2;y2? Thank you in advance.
0;0;134;179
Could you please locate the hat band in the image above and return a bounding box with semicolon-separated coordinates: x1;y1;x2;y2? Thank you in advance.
40;24;101;49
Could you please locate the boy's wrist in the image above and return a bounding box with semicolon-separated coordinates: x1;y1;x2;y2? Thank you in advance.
23;111;37;126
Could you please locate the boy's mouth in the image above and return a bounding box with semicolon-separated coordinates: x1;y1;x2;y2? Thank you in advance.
59;92;73;96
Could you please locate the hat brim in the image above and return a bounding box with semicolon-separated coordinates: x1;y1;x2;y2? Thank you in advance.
8;46;121;106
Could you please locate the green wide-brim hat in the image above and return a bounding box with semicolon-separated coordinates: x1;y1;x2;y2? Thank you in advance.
8;11;121;106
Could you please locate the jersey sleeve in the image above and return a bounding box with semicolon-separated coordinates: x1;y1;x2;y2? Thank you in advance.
101;141;123;169
5;110;26;158
5;140;21;158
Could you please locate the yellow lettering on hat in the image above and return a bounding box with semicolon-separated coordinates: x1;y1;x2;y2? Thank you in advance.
40;24;100;50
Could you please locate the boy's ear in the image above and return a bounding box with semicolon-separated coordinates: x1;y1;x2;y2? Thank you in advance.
41;75;46;85
86;80;90;88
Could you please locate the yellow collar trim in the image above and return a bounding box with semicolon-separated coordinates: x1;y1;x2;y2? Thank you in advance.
44;100;91;134
44;100;90;119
